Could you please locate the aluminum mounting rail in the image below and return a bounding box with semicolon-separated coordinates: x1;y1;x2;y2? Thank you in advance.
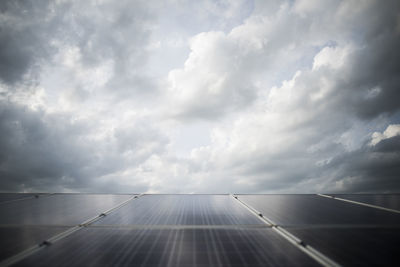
230;194;341;267
0;194;144;267
317;194;400;214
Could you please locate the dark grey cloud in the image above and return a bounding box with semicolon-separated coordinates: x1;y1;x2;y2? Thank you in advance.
1;0;400;194
0;100;168;192
0;0;163;192
325;134;400;193
338;1;400;119
65;0;157;97
0;0;59;85
0;101;88;191
0;0;156;98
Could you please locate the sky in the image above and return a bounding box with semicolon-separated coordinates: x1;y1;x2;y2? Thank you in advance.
0;0;400;193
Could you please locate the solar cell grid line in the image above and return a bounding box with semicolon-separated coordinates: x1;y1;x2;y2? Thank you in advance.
144;196;167;225
171;230;186;265
111;227;150;266
215;228;236;266
191;229;197;266
161;228;178;267
139;228;166;266
143;195;165;225
0;194;142;267
169;228;185;267
218;227;249;266
205;228;224;266
199;196;211;225
235;227;267;266
231;194;341;267
318;194;400;214
243;223;295;266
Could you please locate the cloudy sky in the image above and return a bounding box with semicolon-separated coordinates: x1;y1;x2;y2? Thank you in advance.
1;0;400;193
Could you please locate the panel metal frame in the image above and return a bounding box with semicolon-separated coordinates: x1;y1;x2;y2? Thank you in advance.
318;194;400;214
231;194;341;267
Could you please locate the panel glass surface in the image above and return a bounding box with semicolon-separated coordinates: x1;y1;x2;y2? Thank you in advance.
0;226;69;261
238;194;400;225
0;193;44;204
95;195;263;225
0;194;133;225
14;227;319;267
288;227;400;266
331;194;400;211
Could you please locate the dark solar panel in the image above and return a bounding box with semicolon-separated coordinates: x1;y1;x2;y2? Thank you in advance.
237;194;400;226
0;226;69;261
95;195;263;225
2;194;399;267
0;194;133;226
13;227;320;267
330;194;400;211
0;193;43;204
288;227;400;266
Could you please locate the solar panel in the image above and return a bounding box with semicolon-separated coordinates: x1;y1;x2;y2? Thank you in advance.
330;194;400;211
95;195;263;225
1;193;399;267
0;194;133;225
0;226;69;261
288;227;400;266
237;194;400;226
0;193;43;204
13;227;320;267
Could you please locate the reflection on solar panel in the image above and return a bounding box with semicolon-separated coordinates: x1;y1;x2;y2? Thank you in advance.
0;193;399;266
0;193;47;204
237;194;400;225
14;228;319;267
95;195;263;225
0;226;69;261
0;194;133;225
328;194;400;211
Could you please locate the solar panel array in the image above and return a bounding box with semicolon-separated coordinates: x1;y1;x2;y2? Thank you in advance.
0;193;399;266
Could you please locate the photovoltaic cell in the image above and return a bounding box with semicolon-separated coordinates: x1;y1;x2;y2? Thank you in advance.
0;226;69;261
331;194;400;211
14;227;320;267
288;227;400;266
95;195;263;225
238;194;400;225
0;194;133;226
